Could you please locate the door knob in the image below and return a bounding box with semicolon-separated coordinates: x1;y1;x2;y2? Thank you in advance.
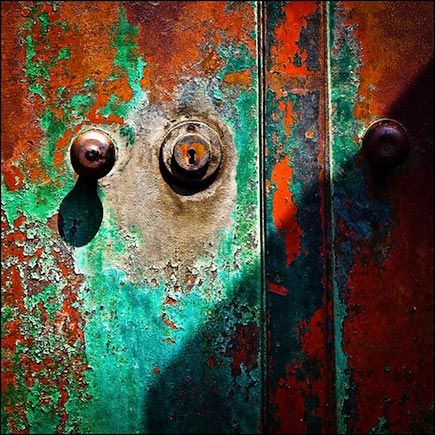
70;129;116;179
362;119;410;167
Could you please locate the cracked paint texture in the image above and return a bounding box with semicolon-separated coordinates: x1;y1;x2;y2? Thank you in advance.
1;2;261;433
265;2;334;433
1;1;433;434
329;1;433;433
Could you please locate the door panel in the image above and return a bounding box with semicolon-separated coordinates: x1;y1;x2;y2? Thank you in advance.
264;2;334;433
1;1;433;434
1;2;262;433
328;2;434;433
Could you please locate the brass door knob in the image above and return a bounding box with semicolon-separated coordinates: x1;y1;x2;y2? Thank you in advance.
70;129;116;179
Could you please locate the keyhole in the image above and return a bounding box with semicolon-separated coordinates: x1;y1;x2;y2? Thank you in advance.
188;149;196;164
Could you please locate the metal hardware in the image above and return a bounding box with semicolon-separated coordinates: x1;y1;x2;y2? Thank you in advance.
362;119;410;167
70;129;116;179
160;120;223;194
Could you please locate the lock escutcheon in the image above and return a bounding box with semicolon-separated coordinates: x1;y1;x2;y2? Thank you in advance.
160;120;223;194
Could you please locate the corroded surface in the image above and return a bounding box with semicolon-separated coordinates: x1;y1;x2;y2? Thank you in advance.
1;1;434;434
265;2;334;433
1;2;261;433
329;1;434;433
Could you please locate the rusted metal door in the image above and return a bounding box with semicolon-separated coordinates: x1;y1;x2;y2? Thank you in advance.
1;2;433;434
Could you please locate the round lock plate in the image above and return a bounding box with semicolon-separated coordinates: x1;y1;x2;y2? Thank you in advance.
160;120;223;194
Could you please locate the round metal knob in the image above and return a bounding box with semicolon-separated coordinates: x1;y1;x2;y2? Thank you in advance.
362;119;410;167
70;129;116;179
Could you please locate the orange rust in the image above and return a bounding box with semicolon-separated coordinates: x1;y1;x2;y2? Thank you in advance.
1;2;131;189
345;1;434;121
13;215;27;229
305;129;314;139
270;2;318;77
279;99;295;137
1;2;44;174
125;1;256;103
162;314;179;331
176;142;208;164
49;2;121;101
223;69;252;88
201;50;224;74
53;130;73;168
271;157;303;267
164;296;178;305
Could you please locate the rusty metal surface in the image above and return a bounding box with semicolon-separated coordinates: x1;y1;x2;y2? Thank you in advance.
1;1;434;434
1;2;262;433
264;1;334;433
329;1;434;433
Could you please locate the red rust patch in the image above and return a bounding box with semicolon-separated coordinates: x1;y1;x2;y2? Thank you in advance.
124;1;256;102
271;157;303;267
228;322;259;377
271;306;330;433
268;283;289;296
270;2;318;77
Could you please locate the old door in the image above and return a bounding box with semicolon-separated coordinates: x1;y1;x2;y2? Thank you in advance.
1;2;433;434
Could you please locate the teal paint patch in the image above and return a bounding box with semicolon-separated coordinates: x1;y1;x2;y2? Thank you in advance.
26;381;61;434
2;2;262;433
100;6;147;120
369;416;389;434
120;124;135;146
327;3;358;432
77;39;262;435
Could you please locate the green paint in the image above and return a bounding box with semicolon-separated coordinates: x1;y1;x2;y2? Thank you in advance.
57;47;71;61
38;11;50;38
327;2;392;433
100;6;147;120
22;7;69;101
2;4;102;433
2;2;261;433
327;3;355;433
26;381;61;434
120;124;135;146
24;284;60;321
75;24;261;434
369;416;389;434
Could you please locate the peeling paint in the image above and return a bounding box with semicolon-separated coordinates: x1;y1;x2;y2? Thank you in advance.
1;1;433;434
1;2;261;433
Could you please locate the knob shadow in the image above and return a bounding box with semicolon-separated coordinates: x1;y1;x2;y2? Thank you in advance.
58;177;103;247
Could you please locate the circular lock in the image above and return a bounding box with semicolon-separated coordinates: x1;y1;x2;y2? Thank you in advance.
160;120;223;194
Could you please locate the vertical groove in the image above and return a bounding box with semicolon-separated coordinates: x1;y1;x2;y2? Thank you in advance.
257;0;267;432
325;1;340;433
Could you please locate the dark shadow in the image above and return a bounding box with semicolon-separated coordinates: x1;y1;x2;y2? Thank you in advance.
142;59;434;433
58;177;103;247
159;147;220;196
143;269;262;434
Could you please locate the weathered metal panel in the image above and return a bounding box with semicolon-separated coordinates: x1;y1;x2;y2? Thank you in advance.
2;1;434;433
264;2;335;433
1;2;262;433
328;1;434;433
